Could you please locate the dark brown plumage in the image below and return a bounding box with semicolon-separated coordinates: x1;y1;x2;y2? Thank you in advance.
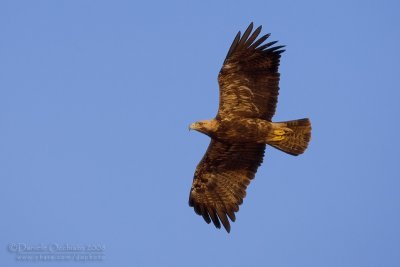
189;23;311;233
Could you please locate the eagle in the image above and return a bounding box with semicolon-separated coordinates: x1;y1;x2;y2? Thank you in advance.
188;23;311;233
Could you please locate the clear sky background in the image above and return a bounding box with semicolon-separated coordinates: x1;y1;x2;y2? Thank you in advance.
1;0;399;266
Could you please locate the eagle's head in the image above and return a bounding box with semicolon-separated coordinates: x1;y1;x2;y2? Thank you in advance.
189;120;218;136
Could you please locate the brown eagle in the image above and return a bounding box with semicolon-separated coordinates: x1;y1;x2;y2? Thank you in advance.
188;23;311;233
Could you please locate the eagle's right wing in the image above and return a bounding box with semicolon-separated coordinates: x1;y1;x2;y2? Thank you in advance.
189;140;265;232
217;23;284;121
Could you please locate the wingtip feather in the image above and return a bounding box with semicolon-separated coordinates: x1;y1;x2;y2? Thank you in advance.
207;207;221;229
216;208;231;233
237;23;254;48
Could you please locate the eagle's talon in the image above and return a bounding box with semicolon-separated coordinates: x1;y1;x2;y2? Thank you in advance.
269;135;285;141
273;129;285;135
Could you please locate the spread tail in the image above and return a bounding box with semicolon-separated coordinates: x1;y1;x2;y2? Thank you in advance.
268;118;311;156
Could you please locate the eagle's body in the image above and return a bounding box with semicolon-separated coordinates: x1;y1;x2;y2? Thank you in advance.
189;23;312;233
191;118;272;142
191;118;283;143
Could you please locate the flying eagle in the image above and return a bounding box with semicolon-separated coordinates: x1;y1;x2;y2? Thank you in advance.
188;23;312;233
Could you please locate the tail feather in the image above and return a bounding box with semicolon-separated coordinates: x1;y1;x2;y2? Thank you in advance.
268;118;311;156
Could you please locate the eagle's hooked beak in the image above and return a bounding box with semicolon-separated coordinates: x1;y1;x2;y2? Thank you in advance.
189;123;195;131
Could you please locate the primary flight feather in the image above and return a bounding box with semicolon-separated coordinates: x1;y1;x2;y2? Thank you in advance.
189;23;311;233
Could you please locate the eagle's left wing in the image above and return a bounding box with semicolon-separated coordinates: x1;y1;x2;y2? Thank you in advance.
217;23;285;121
189;140;265;232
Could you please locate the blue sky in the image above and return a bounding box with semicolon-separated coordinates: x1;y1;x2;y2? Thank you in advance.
1;0;399;266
